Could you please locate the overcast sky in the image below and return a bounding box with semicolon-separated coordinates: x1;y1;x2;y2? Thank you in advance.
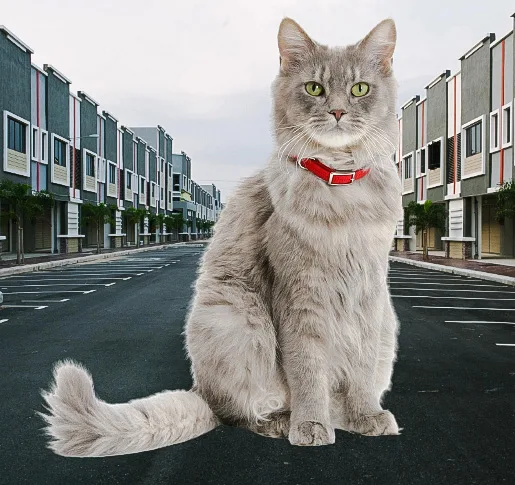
3;0;515;200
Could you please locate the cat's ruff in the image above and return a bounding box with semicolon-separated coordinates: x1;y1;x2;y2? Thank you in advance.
290;155;371;185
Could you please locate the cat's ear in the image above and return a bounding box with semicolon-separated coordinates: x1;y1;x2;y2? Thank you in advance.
359;19;397;74
278;18;316;73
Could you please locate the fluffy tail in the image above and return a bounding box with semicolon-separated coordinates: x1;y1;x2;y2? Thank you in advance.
39;360;219;457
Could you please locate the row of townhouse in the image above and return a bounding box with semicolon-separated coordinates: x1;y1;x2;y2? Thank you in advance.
394;12;515;260
0;26;222;255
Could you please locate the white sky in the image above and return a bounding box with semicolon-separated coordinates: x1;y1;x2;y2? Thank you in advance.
3;0;515;200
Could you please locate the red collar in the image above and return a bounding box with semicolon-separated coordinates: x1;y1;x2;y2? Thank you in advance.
290;156;370;186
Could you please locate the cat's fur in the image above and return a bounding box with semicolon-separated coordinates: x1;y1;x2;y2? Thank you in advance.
40;17;403;456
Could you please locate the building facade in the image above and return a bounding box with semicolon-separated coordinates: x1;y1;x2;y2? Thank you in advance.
395;13;515;259
0;26;221;255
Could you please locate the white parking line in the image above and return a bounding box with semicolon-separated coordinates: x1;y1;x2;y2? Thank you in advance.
2;304;48;309
446;321;515;325
4;277;131;281
413;306;515;311
48;270;149;275
0;283;116;288
22;299;70;303
496;343;515;347
388;276;483;281
388;282;505;287
0;319;8;323
1;290;96;295
391;288;515;294
393;295;515;300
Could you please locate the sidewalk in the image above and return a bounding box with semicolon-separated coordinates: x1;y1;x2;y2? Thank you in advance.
390;251;515;286
0;240;209;277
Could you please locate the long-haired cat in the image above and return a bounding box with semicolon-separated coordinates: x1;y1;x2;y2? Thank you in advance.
40;17;402;456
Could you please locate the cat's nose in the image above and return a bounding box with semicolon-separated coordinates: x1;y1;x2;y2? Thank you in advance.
329;109;346;122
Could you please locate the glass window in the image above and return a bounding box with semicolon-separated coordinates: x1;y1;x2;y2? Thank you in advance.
86;153;95;176
404;155;412;179
32;127;39;159
140;178;145;193
53;138;67;166
109;164;116;183
41;132;48;163
503;106;511;145
466;121;482;156
8;117;26;153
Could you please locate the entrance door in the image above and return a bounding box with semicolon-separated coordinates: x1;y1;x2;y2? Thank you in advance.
482;199;501;255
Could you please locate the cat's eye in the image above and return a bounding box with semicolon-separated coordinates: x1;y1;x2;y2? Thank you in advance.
351;82;370;97
305;82;325;96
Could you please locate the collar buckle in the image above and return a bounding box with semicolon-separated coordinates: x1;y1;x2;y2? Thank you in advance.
327;171;355;185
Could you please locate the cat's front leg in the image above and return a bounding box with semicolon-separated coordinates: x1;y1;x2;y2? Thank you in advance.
280;310;335;446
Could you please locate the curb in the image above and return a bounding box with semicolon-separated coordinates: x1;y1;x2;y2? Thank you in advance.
389;255;515;287
0;243;188;277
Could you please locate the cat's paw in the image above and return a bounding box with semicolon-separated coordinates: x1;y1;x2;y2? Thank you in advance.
289;421;335;446
346;410;400;436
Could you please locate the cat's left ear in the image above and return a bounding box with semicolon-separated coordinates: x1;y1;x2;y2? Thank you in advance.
278;18;316;73
359;19;397;74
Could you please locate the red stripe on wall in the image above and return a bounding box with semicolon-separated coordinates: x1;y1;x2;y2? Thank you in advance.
500;39;505;186
73;98;76;197
36;71;40;192
420;101;424;200
453;76;457;195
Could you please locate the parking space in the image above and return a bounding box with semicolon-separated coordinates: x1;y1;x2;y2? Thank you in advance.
0;246;202;323
390;262;515;349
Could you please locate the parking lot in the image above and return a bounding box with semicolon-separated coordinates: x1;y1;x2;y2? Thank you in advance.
0;246;203;324
389;262;515;350
0;256;513;484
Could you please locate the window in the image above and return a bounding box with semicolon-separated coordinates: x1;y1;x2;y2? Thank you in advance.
173;174;180;191
109;164;116;183
31;126;39;160
54;138;67;166
161;188;164;201
169;192;172;203
86;153;95;177
41;131;48;163
502;104;512;147
465;121;482;157
140;178;145;193
420;148;426;174
490;111;499;151
8;117;26;153
403;155;412;179
151;184;155;197
127;173;132;189
428;140;441;170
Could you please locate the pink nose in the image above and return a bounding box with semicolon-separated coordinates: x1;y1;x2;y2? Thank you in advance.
329;109;346;121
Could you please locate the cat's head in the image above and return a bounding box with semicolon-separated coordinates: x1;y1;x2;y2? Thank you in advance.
273;18;397;156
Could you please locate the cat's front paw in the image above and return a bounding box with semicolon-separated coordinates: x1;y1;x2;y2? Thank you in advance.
346;410;400;436
289;421;335;446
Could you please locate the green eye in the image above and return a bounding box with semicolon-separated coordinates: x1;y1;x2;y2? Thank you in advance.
351;82;370;97
305;82;325;96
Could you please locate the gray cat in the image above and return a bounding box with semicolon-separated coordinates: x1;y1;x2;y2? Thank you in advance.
40;17;403;457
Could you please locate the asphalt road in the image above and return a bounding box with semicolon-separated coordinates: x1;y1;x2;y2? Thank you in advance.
0;250;513;485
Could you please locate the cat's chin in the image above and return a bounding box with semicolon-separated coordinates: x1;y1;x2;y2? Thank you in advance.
311;130;360;150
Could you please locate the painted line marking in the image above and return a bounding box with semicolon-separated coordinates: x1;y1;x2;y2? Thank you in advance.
391;288;515;294
83;290;96;294
4;277;131;282
0;284;117;288
0;319;9;323
22;299;70;303
388;277;481;282
1;304;48;309
105;282;116;287
47;271;150;275
446;321;515;325
388;282;506;287
413;306;515;311
496;343;515;347
393;295;515;300
1;291;95;294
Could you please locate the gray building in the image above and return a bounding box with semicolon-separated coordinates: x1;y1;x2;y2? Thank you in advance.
395;13;515;259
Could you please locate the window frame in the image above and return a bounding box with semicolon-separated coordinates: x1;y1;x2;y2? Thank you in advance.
3;111;31;177
40;130;49;165
489;110;500;153
85;152;96;178
108;162;117;184
461;115;486;180
403;154;413;180
50;133;70;185
31;126;39;161
465;121;482;157
502;102;513;149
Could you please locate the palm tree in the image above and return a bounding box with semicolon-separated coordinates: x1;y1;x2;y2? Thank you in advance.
496;180;515;222
0;180;54;264
167;213;186;241
156;214;166;243
81;202;116;254
405;200;446;261
124;207;147;248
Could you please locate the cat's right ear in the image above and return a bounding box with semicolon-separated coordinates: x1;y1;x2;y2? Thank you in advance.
278;18;316;73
